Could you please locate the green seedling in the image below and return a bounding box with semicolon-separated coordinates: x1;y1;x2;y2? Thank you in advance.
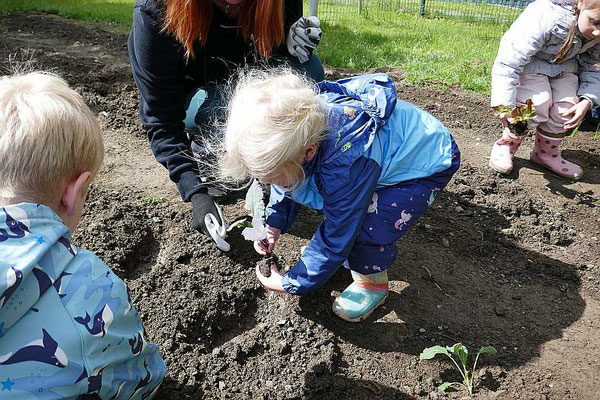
139;196;168;207
494;98;536;135
227;180;274;277
227;179;267;241
570;119;600;140
419;343;497;395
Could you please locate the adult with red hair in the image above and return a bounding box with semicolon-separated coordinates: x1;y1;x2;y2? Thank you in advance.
128;0;324;245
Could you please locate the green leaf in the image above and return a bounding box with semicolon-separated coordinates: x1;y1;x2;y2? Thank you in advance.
419;345;450;360
447;343;465;355
569;121;582;138
456;344;468;366
477;346;497;356
226;218;252;232
437;382;451;392
493;105;511;114
244;179;265;220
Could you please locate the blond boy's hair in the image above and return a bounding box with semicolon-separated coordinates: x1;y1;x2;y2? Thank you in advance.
0;72;104;203
220;68;327;185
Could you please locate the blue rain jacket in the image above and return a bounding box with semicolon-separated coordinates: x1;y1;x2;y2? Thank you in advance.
0;203;166;399
266;74;454;295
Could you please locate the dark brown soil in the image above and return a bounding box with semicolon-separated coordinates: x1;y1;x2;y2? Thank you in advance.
257;258;273;278
2;12;599;400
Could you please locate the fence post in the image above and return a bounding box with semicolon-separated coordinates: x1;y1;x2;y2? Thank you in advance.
309;0;318;17
419;0;426;16
358;0;362;16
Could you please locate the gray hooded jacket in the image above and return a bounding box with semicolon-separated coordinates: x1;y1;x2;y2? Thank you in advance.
491;0;600;108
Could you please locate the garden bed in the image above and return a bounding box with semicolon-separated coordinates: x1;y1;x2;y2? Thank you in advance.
1;12;599;399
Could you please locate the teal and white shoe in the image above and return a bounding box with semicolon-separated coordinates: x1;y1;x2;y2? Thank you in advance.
332;274;388;322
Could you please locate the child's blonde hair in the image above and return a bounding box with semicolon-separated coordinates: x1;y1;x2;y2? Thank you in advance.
0;72;104;203
220;68;327;186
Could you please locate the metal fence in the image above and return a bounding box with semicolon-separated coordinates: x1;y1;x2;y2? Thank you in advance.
311;0;532;36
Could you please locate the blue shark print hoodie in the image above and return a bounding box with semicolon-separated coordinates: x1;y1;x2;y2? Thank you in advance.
266;74;455;295
0;203;166;399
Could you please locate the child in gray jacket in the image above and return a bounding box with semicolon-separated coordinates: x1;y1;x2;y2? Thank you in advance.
489;0;600;179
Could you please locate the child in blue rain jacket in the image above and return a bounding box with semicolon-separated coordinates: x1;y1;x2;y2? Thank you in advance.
220;70;460;322
0;72;166;398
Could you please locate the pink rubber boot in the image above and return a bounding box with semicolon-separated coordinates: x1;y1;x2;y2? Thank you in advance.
489;129;523;174
530;131;583;180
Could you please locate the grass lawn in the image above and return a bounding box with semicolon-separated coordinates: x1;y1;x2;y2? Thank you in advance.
0;0;135;24
0;0;518;92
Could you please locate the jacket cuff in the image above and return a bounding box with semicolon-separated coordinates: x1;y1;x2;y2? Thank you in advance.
281;272;302;295
266;213;288;232
175;170;206;202
579;95;594;106
281;259;314;295
490;75;517;109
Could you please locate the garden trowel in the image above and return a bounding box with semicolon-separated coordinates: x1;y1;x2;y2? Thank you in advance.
204;204;230;252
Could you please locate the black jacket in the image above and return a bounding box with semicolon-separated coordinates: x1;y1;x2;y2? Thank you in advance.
128;0;302;201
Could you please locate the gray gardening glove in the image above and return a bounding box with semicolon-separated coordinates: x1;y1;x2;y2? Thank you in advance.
286;16;322;63
191;192;230;251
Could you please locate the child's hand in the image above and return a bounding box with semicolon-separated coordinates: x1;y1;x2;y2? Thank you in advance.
563;99;591;130
256;262;285;292
254;226;281;255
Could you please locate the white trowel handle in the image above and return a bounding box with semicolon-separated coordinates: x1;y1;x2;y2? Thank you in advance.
204;205;230;252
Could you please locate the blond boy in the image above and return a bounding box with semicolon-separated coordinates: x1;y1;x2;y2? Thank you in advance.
0;72;166;398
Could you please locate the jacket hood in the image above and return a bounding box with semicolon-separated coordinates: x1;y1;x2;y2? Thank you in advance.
0;203;73;334
316;74;397;166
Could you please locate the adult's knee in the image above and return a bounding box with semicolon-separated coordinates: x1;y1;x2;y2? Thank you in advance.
303;53;325;82
184;85;224;132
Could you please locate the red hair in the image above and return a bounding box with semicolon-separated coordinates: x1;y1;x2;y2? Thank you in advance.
163;0;284;60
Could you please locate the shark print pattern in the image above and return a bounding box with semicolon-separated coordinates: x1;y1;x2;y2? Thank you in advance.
0;329;67;368
0;267;23;308
0;207;30;242
75;305;114;337
0;203;166;399
57;236;77;256
129;332;146;356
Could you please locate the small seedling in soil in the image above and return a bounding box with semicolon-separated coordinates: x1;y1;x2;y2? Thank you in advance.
257;239;274;278
228;179;267;241
494;98;536;135
139;196;168;207
419;343;497;395
228;180;273;277
570;118;600;140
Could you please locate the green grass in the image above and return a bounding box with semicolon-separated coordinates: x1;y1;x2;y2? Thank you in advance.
0;0;134;24
0;0;518;92
139;196;168;207
315;0;514;91
319;0;525;24
320;16;500;91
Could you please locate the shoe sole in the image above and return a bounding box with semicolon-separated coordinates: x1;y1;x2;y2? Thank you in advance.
488;159;512;174
331;294;388;323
